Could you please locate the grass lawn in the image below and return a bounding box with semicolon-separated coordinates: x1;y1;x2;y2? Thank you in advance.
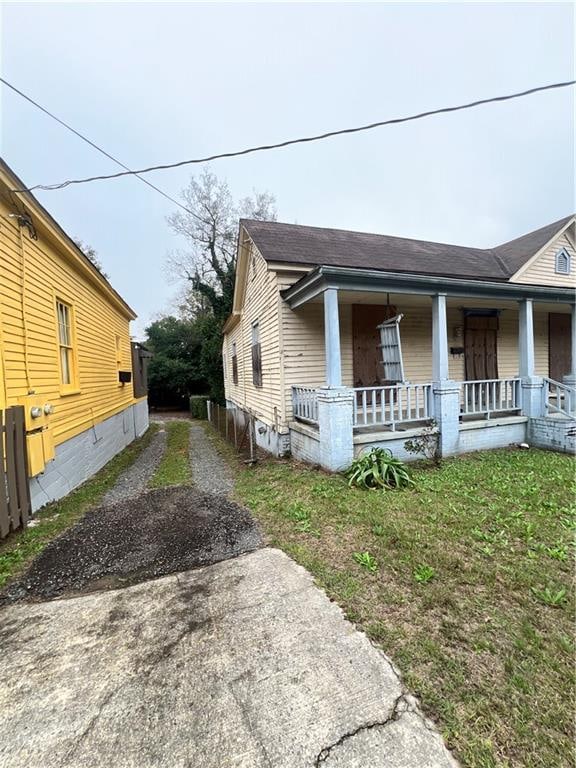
231;445;575;768
0;423;158;590
148;420;191;488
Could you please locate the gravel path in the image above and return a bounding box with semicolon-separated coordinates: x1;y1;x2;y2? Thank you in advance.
190;422;234;496
101;427;167;506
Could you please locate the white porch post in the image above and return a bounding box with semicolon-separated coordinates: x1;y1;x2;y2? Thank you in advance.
518;298;544;418
324;288;342;388
317;287;353;471
431;293;460;456
432;293;449;380
564;304;576;387
518;299;535;378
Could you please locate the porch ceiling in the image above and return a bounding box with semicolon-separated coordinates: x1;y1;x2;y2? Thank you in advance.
281;265;575;309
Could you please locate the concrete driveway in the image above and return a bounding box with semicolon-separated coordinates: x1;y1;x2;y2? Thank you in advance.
0;548;457;768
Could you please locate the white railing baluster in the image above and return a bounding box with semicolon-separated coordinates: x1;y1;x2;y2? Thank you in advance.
460;378;521;419
543;377;576;418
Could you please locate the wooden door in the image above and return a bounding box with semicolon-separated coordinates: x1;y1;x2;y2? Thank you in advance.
352;304;397;387
464;316;498;380
549;313;571;381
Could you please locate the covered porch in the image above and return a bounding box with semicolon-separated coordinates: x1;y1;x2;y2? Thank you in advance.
282;267;575;469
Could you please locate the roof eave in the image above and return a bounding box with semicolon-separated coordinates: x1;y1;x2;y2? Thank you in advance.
281;265;575;309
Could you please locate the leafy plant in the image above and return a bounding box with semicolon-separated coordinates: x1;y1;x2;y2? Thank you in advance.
353;551;378;573
404;420;441;466
346;448;414;490
372;524;386;537
413;564;435;584
531;585;567;607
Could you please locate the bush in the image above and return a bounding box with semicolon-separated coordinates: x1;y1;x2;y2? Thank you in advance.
189;395;208;420
345;448;414;490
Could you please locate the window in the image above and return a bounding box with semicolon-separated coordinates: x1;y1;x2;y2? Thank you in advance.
378;314;405;383
231;342;238;385
251;321;262;387
555;248;571;275
56;299;77;390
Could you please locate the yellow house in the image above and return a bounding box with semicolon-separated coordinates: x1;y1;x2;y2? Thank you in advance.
223;216;575;468
0;159;149;510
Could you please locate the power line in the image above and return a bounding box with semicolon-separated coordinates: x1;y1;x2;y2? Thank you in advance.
6;79;575;194
0;77;203;219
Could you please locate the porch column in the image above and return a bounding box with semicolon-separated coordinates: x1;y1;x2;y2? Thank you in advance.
431;294;459;456
518;299;535;378
563;304;576;387
317;288;353;471
324;288;342;387
518;299;544;418
432;293;449;380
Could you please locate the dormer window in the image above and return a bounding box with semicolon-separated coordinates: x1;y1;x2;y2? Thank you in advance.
555;247;571;275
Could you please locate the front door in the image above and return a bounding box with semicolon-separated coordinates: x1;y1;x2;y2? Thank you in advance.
549;313;571;381
352;304;397;387
464;315;498;380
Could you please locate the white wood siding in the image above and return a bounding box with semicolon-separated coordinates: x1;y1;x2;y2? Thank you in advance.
223;244;283;425
512;232;576;288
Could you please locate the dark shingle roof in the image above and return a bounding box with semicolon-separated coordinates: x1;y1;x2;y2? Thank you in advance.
491;215;574;275
241;215;574;282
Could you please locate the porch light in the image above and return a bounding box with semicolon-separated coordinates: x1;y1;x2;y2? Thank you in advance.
453;326;464;339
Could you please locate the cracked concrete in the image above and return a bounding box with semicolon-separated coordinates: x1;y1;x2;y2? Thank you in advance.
0;548;457;768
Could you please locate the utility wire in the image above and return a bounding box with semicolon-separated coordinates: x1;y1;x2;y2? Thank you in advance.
5;79;575;194
0;77;203;219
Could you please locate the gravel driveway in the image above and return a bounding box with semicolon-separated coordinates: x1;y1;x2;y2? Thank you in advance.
101;426;167;505
190;422;234;495
4;486;262;602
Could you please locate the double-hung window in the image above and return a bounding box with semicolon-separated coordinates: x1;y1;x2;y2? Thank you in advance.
56;299;77;391
251;321;262;387
231;342;238;385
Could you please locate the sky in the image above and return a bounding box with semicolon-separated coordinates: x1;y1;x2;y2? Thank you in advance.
1;1;574;338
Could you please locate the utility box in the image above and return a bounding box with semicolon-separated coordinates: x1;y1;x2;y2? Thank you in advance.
17;395;56;476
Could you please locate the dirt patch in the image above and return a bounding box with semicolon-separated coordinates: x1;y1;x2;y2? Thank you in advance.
3;486;262;602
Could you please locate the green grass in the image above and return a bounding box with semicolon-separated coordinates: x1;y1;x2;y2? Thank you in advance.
231;447;575;768
0;424;158;589
148;420;191;488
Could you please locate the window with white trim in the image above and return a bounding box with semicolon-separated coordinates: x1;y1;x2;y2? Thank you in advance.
231;342;238;385
555;247;571;275
378;314;405;383
251;321;262;387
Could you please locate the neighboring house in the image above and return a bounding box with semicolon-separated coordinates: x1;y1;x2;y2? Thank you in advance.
223;215;575;470
0;159;149;511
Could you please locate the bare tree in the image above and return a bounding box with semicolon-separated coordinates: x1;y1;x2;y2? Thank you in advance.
167;168;276;320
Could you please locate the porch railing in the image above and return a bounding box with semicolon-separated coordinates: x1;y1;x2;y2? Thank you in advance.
461;378;521;418
292;386;319;425
353;383;434;430
543;378;576;418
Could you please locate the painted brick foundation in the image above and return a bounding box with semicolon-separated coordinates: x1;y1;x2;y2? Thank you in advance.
30;400;149;512
528;417;576;454
290;423;321;465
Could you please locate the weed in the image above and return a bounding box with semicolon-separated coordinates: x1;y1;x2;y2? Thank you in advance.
353;551;378;573
531;585;567;608
413;564;435;584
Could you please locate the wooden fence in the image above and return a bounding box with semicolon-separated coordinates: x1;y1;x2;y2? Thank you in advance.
207;402;258;464
0;406;31;539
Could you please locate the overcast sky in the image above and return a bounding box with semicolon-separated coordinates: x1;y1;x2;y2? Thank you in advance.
1;1;574;337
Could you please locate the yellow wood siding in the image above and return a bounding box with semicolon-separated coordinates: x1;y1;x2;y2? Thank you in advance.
0;195;140;445
512;232;576;288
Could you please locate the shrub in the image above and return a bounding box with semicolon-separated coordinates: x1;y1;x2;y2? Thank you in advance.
346;448;414;490
189;395;208;419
